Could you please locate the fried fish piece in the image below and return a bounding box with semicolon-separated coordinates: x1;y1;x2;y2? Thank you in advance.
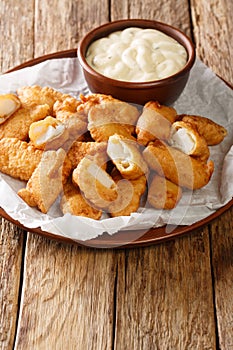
0;138;42;181
136;101;177;146
143;140;214;190
17;85;70;114
108;169;147;217
18;149;66;213
29;116;69;150
67;140;108;169
179;115;227;145
60;178;102;219
107;134;148;180
169;120;210;161
0;94;21;124
87;97;139;141
72;157;117;209
148;174;182;209
0;103;50;140
53;97;88;141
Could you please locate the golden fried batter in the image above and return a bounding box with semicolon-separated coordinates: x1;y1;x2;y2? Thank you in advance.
0;103;50;140
29;116;69;150
180;115;227;145
107;134;148;179
60;178;102;219
148;174;182;209
87;99;139;141
67;141;108;169
143;140;214;190
18;149;66;213
0;138;42;181
17;85;70;114
169;120;210;161
0;94;21;124
136;101;176;146
108;170;147;217
53;97;87;140
72;157;117;209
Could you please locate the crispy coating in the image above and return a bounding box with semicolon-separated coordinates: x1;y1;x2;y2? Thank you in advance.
108;170;147;217
143;140;214;190
169;120;210;161
180;115;227;145
53;98;87;140
29;116;69;150
107;134;148;180
67;141;108;169
88;99;139;141
0;138;42;181
60;178;102;219
148;174;182;209
136;101;176;146
17;85;71;114
72;157;117;209
0;94;21;124
18;149;66;213
0;103;50;140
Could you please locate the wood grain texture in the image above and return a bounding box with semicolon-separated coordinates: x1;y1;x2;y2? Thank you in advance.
191;0;233;85
0;221;24;350
115;231;216;350
210;207;233;350
14;235;117;350
0;0;34;72
34;0;109;56
0;0;232;349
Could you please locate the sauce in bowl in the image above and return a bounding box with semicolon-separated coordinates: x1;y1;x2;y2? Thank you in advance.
85;27;188;82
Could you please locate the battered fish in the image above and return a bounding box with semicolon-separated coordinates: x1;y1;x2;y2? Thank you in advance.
67;140;108;169
18;149;67;213
87;98;139;141
136;101;176;146
60;178;102;219
72;157;117;209
143;140;214;190
0;138;42;181
0;94;21;124
179;115;227;145
169;120;210;161
107;134;148;179
53;97;87;136
148;174;182;209
0;103;50;140
29;116;69;150
108;170;147;217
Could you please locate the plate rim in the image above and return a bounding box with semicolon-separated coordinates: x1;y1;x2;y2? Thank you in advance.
1;48;232;249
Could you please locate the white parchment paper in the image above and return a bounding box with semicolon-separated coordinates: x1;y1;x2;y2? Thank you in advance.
0;57;232;242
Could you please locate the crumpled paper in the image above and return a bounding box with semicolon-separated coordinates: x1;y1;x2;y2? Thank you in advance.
0;57;232;242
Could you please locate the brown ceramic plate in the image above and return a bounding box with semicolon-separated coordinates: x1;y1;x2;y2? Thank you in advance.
1;49;232;249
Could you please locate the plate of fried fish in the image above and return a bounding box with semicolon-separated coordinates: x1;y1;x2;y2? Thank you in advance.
0;50;232;248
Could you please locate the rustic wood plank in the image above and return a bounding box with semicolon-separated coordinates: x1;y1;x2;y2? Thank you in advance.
0;0;34;72
0;1;34;349
191;0;233;85
111;0;192;37
191;0;233;348
0;221;24;350
14;235;117;349
33;0;109;56
115;231;216;349
210;207;233;350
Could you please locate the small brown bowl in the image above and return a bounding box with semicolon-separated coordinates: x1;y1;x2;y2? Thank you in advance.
78;19;196;105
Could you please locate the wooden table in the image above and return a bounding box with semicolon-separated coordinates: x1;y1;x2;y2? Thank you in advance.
0;0;232;349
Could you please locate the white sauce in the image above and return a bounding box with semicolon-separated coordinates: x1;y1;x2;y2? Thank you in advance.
86;27;187;82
